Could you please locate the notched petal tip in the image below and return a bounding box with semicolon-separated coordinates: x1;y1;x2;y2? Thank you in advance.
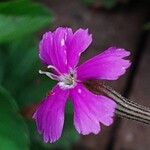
67;28;92;68
77;46;131;81
108;47;131;57
70;84;116;136
33;86;69;143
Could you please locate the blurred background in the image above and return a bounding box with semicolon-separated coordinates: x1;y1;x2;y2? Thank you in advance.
0;0;150;150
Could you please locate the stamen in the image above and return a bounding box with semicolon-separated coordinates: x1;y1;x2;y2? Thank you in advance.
39;70;59;81
47;65;61;75
39;66;78;89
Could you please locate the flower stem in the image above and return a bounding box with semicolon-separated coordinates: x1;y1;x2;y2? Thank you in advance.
85;81;150;125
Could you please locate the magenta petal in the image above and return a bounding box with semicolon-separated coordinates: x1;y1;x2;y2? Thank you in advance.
39;31;53;65
33;85;69;143
67;28;92;68
70;84;116;135
77;47;131;81
39;27;73;73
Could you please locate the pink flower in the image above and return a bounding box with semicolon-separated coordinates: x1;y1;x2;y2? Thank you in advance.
33;27;131;143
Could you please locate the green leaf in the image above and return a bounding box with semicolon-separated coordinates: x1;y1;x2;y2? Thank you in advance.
0;49;5;84
0;0;53;43
0;86;30;150
3;37;38;95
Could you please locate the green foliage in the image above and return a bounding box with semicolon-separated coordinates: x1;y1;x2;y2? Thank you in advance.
0;86;29;150
0;50;5;84
0;0;53;43
0;1;79;149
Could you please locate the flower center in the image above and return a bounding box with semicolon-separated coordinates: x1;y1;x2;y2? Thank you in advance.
39;65;77;89
58;72;77;89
